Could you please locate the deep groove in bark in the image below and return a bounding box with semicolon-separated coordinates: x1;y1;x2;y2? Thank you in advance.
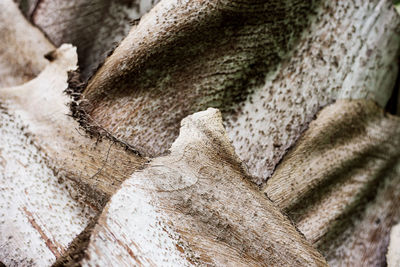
385;56;400;114
52;214;101;267
317;155;400;261
262;101;331;187
284;143;387;221
66;70;143;157
79;0;323;159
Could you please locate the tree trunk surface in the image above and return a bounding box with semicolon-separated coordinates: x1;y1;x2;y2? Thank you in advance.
0;0;400;266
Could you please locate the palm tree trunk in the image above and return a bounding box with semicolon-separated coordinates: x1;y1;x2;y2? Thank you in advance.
1;0;400;266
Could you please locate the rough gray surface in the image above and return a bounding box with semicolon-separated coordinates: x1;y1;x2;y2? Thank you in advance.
79;0;400;185
26;0;159;79
83;108;327;266
264;100;400;266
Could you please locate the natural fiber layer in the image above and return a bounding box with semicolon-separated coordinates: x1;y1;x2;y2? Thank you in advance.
82;108;327;266
264;100;400;266
20;0;160;79
0;44;146;265
76;0;399;186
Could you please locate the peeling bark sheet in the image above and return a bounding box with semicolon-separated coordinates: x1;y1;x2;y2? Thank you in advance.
83;109;327;266
82;182;192;266
79;0;400;186
0;45;96;266
0;42;146;265
0;107;95;266
264;100;400;266
30;0;160;79
225;0;400;184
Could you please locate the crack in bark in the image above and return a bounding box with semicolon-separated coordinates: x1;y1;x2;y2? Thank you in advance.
22;207;63;259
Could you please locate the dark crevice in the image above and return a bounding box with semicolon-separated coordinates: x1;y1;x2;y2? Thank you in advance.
66;70;143;157
14;0;40;19
262;100;334;188
385;57;400;115
317;155;400;262
28;0;41;21
14;0;57;47
52;214;101;267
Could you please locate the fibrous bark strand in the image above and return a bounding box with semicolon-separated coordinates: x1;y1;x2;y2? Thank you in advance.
76;0;400;186
82;108;327;266
264;100;400;266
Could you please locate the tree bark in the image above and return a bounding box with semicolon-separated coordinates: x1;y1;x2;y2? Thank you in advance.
1;0;400;266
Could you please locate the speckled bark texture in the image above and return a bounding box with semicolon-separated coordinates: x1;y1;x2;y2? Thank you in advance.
80;0;320;158
79;0;400;185
0;45;96;266
19;0;159;79
1;0;400;265
0;44;145;265
264;100;400;266
82;108;327;266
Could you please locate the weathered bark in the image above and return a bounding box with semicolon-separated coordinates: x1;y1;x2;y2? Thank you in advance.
0;43;146;266
82;108;327;266
1;0;400;266
264;100;400;266
72;0;399;186
0;42;326;266
16;0;159;79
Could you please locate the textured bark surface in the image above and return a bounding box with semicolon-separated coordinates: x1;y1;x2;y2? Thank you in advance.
1;44;146;208
82;108;327;266
18;0;159;79
0;0;400;266
0;44;145;265
264;100;400;266
79;0;322;159
79;0;400;185
0;45;96;266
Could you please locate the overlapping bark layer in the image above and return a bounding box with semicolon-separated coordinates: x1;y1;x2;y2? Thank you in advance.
82;108;327;266
16;0;159;79
264;100;400;266
78;0;400;185
0;0;399;266
0;43;145;265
